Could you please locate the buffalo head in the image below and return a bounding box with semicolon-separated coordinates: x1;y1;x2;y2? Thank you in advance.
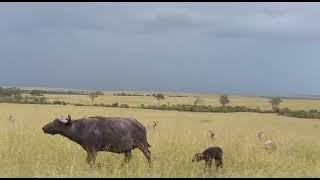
42;115;72;135
192;153;203;162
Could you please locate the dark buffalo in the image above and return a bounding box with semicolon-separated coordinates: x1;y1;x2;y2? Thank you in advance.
192;146;223;171
42;115;152;167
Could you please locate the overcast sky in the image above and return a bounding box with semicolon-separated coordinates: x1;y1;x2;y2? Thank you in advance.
1;2;320;96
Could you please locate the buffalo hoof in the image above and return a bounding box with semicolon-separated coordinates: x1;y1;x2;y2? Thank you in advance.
96;163;102;169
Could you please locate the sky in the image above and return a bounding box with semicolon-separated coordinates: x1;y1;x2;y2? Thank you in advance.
1;2;320;96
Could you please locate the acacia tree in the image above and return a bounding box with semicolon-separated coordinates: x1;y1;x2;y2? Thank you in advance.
268;97;282;112
219;95;230;107
30;89;43;102
193;96;203;111
13;93;23;101
88;92;99;105
154;93;165;106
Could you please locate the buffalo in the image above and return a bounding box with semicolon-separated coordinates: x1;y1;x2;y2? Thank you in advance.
192;146;223;171
42;115;152;167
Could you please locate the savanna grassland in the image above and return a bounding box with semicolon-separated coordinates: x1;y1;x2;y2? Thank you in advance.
1;94;320;177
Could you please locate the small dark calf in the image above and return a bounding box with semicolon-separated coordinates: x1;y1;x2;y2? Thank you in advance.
192;146;223;171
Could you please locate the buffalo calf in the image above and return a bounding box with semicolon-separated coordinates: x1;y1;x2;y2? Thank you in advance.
192;146;223;171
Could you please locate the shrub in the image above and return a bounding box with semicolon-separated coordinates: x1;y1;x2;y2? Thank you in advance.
119;104;130;108
52;101;67;105
278;108;291;115
310;109;318;113
255;107;262;113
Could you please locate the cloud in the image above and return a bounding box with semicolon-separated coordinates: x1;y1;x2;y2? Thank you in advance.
129;4;320;40
2;3;320;40
1;3;320;95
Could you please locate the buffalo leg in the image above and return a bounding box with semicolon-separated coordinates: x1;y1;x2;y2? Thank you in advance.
208;160;212;169
204;160;212;173
120;151;132;168
215;159;223;169
137;144;152;167
204;159;213;173
86;151;97;167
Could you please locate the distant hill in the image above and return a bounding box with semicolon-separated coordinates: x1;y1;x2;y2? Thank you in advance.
260;95;320;100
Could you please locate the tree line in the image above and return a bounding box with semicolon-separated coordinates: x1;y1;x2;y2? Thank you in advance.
0;87;103;104
1;87;319;120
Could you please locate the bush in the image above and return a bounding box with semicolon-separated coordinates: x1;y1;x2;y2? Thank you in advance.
172;104;193;112
278;108;291;115
158;104;171;110
255;107;262;113
93;103;114;107
277;108;320;119
119;104;130;108
310;109;318;113
261;110;274;113
144;105;158;109
193;105;212;112
138;104;268;114
212;106;229;113
52;101;67;105
112;102;119;107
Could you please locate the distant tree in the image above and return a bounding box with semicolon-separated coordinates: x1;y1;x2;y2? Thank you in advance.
88;92;99;105
268;97;283;112
30;89;43;102
219;95;230;107
96;91;104;95
13;93;23;102
112;102;119;107
194;96;202;106
119;104;130;108
39;96;48;104
0;87;21;97
154;93;165;106
193;96;203;111
7;87;21;96
30;90;42;97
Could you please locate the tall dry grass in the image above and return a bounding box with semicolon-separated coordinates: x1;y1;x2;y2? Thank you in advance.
1;103;320;177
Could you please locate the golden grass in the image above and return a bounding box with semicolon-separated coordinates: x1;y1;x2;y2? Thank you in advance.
1;101;320;177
